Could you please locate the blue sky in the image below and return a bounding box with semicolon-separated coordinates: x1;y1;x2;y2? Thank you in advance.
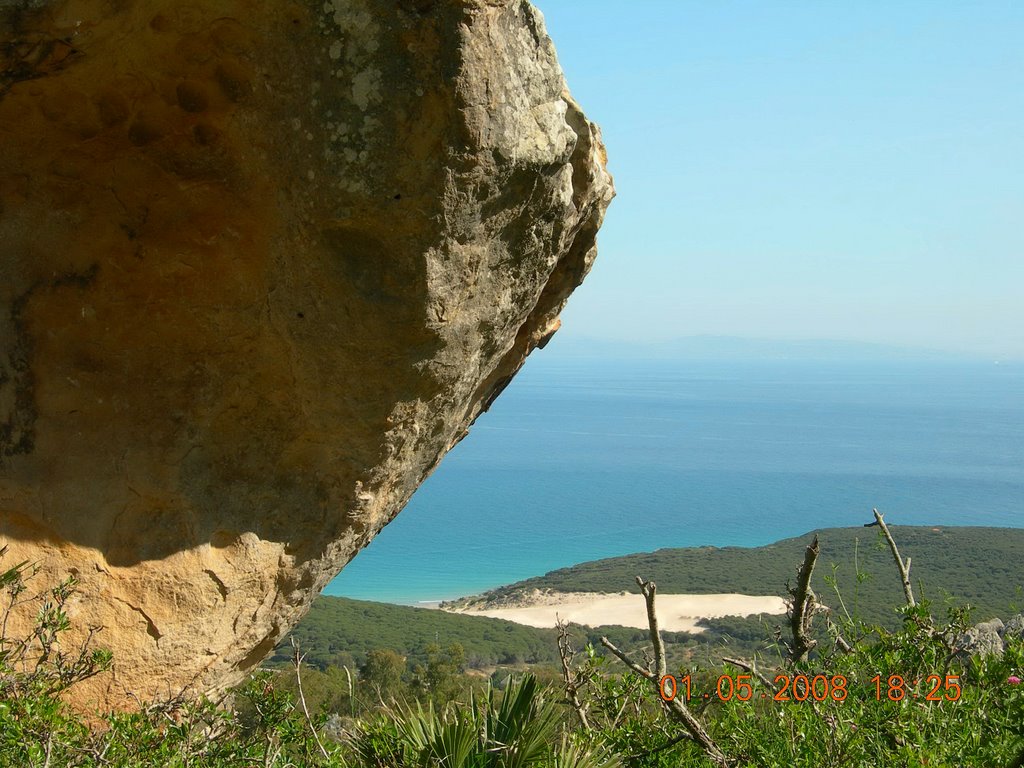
535;1;1023;359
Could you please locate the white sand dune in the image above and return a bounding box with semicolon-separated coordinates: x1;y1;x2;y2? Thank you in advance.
448;592;787;634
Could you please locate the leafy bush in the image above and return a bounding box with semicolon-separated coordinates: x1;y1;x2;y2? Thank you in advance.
695;604;1024;766
346;674;620;768
1;519;1021;767
489;525;1024;630
559;518;1024;767
1;550;344;767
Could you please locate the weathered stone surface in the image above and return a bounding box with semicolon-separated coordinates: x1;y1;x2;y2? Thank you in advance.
0;0;612;709
1004;614;1024;645
958;618;1005;658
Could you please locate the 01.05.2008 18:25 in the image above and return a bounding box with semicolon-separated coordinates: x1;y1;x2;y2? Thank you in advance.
658;673;962;703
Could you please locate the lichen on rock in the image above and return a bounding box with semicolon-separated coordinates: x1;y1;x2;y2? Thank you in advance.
0;0;612;710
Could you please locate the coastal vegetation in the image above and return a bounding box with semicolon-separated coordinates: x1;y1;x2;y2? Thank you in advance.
470;525;1024;629
2;518;1022;766
270;597;561;670
268;596;693;673
272;525;1024;674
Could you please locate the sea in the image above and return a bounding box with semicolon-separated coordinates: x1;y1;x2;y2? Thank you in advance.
324;353;1024;605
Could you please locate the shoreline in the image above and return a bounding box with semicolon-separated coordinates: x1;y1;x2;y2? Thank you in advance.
443;590;788;633
324;526;1024;608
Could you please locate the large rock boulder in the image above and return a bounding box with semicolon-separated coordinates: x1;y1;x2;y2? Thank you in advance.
0;0;612;709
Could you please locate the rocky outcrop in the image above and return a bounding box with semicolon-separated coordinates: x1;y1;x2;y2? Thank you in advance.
957;615;1024;658
1005;614;1024;644
958;618;1006;658
0;0;612;709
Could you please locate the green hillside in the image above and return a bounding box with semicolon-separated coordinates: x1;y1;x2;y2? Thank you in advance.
271;596;670;670
278;525;1024;672
472;525;1024;628
273;597;558;669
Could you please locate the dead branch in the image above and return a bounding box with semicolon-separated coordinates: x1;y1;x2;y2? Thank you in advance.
721;656;773;689
341;664;355;717
659;686;729;765
864;509;916;607
600;577;732;767
822;610;854;655
555;617;591;731
788;535;820;663
291;638;330;761
633;577;668;682
628;731;694;760
599;635;653;681
835;634;853;654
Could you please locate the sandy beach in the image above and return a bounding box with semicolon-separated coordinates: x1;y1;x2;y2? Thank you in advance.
446;591;788;633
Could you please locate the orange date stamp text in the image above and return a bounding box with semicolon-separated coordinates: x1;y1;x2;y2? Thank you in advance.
658;674;962;703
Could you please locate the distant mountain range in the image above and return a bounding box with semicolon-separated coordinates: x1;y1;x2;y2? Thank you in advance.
546;334;990;362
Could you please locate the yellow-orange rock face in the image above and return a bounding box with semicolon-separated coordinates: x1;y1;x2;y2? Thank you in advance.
0;0;612;709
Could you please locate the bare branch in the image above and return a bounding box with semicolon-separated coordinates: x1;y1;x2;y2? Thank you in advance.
721;656;773;689
555;617;591;731
788;535;820;663
291;638;330;761
599;636;653;680
864;509;916;607
636;577;667;680
823;611;854;655
341;664;355;717
661;690;731;766
602;578;733;768
42;731;53;768
628;731;694;760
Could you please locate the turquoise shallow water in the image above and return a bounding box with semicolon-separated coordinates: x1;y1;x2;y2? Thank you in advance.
324;356;1024;604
